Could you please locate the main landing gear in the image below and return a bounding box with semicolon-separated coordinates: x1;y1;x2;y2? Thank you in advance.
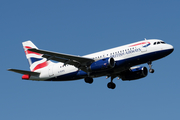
148;61;155;73
84;76;116;89
107;76;116;89
84;77;93;84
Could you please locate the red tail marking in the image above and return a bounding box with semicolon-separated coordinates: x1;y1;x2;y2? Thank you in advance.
24;46;41;55
32;61;48;71
26;50;41;55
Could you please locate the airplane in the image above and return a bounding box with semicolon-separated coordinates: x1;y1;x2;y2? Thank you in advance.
8;39;174;89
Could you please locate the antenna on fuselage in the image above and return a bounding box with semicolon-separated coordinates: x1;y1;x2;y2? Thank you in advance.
144;38;147;41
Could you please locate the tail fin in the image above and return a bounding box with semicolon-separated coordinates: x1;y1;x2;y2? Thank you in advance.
22;41;51;72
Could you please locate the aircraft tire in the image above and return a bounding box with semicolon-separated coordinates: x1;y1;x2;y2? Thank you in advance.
84;77;93;84
149;69;154;73
107;82;116;89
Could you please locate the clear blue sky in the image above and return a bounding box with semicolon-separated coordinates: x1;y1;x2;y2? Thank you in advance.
1;0;179;120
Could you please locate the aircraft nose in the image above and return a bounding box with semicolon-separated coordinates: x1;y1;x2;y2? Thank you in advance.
167;44;174;55
169;44;174;52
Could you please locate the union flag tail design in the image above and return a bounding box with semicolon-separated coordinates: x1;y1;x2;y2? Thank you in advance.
22;41;51;72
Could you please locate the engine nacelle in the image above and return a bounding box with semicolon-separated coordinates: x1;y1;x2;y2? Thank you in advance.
121;66;148;81
89;57;115;71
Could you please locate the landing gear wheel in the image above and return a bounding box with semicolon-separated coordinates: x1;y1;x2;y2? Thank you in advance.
149;69;154;73
107;82;116;89
147;61;155;73
84;77;93;84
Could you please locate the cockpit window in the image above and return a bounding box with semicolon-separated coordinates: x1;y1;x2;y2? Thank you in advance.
154;41;166;45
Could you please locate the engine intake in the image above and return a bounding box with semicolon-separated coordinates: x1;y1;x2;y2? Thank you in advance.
121;66;148;81
89;57;115;71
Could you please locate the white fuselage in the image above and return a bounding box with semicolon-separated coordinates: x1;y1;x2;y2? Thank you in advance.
31;39;173;81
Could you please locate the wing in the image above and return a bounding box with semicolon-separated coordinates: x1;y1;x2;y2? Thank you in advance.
8;69;40;76
28;48;94;71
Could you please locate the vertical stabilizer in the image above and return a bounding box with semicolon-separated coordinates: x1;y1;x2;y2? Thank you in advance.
22;41;51;72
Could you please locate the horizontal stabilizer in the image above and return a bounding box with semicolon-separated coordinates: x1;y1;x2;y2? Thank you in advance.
8;69;40;76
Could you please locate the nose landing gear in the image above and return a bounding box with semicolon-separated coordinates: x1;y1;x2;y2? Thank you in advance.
147;61;155;73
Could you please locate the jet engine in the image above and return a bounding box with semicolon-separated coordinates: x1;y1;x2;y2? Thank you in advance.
120;66;148;81
89;57;115;71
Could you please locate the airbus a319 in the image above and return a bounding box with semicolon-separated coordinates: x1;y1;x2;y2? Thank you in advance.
8;39;174;89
